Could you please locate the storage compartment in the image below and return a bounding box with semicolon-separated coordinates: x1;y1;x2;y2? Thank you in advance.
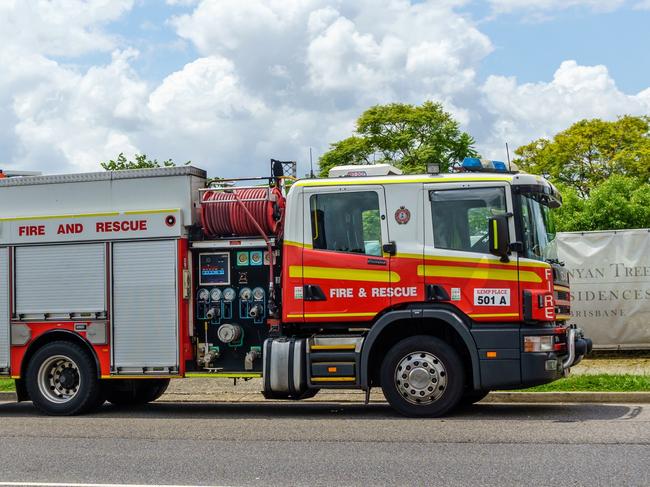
0;248;9;373
112;240;179;373
15;243;106;319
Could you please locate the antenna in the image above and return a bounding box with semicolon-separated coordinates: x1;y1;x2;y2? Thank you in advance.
505;142;512;172
309;147;315;178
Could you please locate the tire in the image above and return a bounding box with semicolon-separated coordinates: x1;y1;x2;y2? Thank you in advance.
26;341;101;416
458;389;490;408
380;335;464;417
104;379;170;407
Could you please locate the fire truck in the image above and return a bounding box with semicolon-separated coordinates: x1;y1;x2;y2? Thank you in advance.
0;158;591;416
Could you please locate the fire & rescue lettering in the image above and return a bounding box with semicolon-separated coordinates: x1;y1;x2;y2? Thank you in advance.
96;220;147;232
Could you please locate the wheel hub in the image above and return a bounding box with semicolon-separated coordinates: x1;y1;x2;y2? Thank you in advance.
37;355;81;404
395;351;447;405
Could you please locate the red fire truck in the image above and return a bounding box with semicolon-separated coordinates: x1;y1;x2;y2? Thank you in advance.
0;158;591;416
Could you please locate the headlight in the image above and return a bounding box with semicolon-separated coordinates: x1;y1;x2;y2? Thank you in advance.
524;336;554;352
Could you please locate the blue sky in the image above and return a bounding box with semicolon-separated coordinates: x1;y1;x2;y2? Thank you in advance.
1;0;649;177
471;4;650;93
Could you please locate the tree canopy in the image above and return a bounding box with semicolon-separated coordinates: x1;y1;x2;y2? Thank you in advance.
319;101;478;176
100;153;189;171
514;116;650;197
553;176;650;232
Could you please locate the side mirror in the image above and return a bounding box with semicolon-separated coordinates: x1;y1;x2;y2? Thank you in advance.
488;214;510;262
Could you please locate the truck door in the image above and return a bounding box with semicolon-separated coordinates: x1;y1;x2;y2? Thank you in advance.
423;183;521;322
301;185;391;323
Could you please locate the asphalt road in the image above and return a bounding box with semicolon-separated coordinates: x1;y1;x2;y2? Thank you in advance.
0;401;648;487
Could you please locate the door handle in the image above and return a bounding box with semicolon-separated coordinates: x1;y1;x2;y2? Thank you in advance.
304;284;327;301
382;241;396;256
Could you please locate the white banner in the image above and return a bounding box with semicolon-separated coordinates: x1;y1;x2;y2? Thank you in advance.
557;230;650;350
0;209;182;244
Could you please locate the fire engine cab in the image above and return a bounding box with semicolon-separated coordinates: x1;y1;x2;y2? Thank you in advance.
0;159;591;416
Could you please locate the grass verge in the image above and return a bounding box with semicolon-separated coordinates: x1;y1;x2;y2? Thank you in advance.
516;374;650;392
0;378;14;392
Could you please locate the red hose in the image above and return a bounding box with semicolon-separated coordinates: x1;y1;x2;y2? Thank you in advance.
201;187;284;237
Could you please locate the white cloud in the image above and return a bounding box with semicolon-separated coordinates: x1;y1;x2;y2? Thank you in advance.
1;0;649;179
0;0;133;57
479;60;650;155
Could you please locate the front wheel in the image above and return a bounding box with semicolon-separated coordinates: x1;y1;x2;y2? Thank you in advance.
380;335;464;417
26;341;101;416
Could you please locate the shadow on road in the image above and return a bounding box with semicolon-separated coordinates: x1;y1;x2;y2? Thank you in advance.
0;400;639;422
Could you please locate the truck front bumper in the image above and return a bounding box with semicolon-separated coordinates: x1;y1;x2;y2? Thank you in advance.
474;324;593;390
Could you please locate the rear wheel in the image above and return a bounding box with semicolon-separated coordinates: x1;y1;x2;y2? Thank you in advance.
380;335;464;417
104;379;170;407
26;341;101;416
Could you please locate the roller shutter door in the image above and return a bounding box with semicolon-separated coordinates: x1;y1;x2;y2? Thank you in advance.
0;248;9;372
112;240;178;371
15;244;106;317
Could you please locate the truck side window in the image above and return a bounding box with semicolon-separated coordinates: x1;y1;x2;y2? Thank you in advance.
310;191;382;256
430;187;506;253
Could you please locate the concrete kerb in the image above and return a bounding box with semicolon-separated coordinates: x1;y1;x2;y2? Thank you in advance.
2;390;650;404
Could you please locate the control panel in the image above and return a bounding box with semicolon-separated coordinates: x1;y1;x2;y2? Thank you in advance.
193;248;276;372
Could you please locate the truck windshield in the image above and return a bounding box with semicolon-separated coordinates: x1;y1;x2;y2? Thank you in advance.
519;193;557;261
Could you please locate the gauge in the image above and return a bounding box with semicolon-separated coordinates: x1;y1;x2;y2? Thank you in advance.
239;287;252;301
197;289;209;302
252;287;265;301
210;288;222;301
223;287;236;301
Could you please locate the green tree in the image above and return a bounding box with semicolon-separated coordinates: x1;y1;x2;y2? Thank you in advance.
319;101;478;176
100;153;189;171
553;176;650;231
515;116;650;197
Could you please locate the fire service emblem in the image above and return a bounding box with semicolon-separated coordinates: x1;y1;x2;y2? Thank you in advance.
395;206;411;225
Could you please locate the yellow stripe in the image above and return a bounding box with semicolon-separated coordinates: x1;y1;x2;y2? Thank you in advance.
0;211;120;222
311;377;356;382
555;314;571;320
287;312;376;319
284;240;313;249
310;344;356;350
398;252;550;269
281;244;549;271
417;265;541;283
10;375;19;379
184;372;262;379
290;265;399;283
123;208;179;215
469;313;520;318
295;176;512;187
554;285;570;292
100;375;182;379
492;219;498;249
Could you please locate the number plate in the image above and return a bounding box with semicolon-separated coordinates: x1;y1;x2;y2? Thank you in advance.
474;288;511;306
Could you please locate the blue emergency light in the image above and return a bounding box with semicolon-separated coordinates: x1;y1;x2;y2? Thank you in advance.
461;157;509;173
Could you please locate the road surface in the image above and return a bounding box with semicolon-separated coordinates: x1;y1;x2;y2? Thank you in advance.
0;401;648;486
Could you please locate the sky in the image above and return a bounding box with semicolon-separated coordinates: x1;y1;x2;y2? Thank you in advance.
1;0;649;178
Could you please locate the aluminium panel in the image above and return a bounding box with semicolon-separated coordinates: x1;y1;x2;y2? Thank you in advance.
15;244;106;315
112;240;178;370
0;248;9;371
